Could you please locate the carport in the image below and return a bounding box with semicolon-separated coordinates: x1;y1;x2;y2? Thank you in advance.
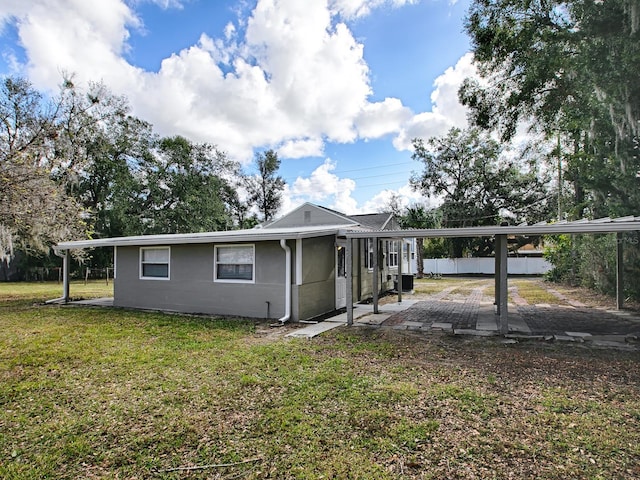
340;216;640;334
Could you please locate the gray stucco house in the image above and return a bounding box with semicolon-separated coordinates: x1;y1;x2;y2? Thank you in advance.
54;203;413;322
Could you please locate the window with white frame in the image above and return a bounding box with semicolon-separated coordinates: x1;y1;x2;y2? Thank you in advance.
215;244;255;282
140;247;170;279
387;240;399;268
364;238;374;270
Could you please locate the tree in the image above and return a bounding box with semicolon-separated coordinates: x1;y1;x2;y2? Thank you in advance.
138;136;239;234
53;82;241;238
382;193;404;219
460;0;639;137
460;0;640;218
0;77;87;262
228;191;259;229
410;127;549;257
77;115;156;239
461;0;640;299
245;149;285;223
52;80;158;241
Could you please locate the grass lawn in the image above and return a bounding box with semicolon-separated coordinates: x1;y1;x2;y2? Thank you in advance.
1;283;639;479
0;280;113;307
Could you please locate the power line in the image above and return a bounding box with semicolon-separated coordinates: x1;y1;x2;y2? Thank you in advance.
355;179;412;189
284;161;415;183
331;161;414;175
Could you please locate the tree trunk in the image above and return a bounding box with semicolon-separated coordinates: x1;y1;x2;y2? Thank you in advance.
416;238;425;278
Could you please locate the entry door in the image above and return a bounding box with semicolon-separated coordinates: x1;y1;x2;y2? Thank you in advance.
335;241;347;309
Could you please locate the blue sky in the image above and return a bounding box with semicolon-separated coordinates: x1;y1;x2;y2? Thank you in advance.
0;0;475;215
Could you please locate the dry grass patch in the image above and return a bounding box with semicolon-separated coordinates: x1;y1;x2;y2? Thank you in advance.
510;279;565;305
551;283;640;312
413;277;488;296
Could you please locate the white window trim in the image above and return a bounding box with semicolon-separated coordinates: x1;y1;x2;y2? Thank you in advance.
364;238;378;272
362;238;373;271
214;244;256;284
139;246;171;280
387;240;399;268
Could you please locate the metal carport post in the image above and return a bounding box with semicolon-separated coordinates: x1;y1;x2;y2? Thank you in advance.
617;232;624;310
494;234;508;334
372;236;379;314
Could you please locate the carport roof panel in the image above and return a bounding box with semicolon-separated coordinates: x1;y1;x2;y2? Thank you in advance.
341;216;640;239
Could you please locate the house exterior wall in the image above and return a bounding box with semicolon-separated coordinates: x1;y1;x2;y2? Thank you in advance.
114;242;288;319
113;236;343;322
295;235;337;320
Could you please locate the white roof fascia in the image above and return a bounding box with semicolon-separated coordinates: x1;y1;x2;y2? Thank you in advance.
54;225;346;251
340;217;640;239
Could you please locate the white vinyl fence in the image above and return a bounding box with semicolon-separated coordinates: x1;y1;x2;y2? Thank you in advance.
423;257;552;275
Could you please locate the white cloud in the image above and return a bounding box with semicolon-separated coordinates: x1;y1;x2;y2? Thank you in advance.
355;97;413;139
393;52;475;150
9;0;142;92
329;0;418;19
290;159;356;201
2;0;374;162
281;158;359;214
244;0;371;145
286;159;435;215
277;137;324;159
0;1;29;25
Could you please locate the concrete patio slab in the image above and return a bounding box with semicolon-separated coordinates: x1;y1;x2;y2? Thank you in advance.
476;304;497;331
401;321;425;328
431;322;453;331
454;329;498;337
285;301;419;338
286;321;346;338
566;331;593;338
507;313;532;334
356;313;390;325
378;300;419;312
70;297;114;307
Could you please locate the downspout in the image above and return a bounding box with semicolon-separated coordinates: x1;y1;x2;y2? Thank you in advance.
46;248;70;304
276;238;291;324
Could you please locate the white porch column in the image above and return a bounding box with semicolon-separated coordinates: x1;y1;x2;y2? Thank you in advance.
62;250;70;303
372;237;379;314
346;238;354;326
397;239;403;303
